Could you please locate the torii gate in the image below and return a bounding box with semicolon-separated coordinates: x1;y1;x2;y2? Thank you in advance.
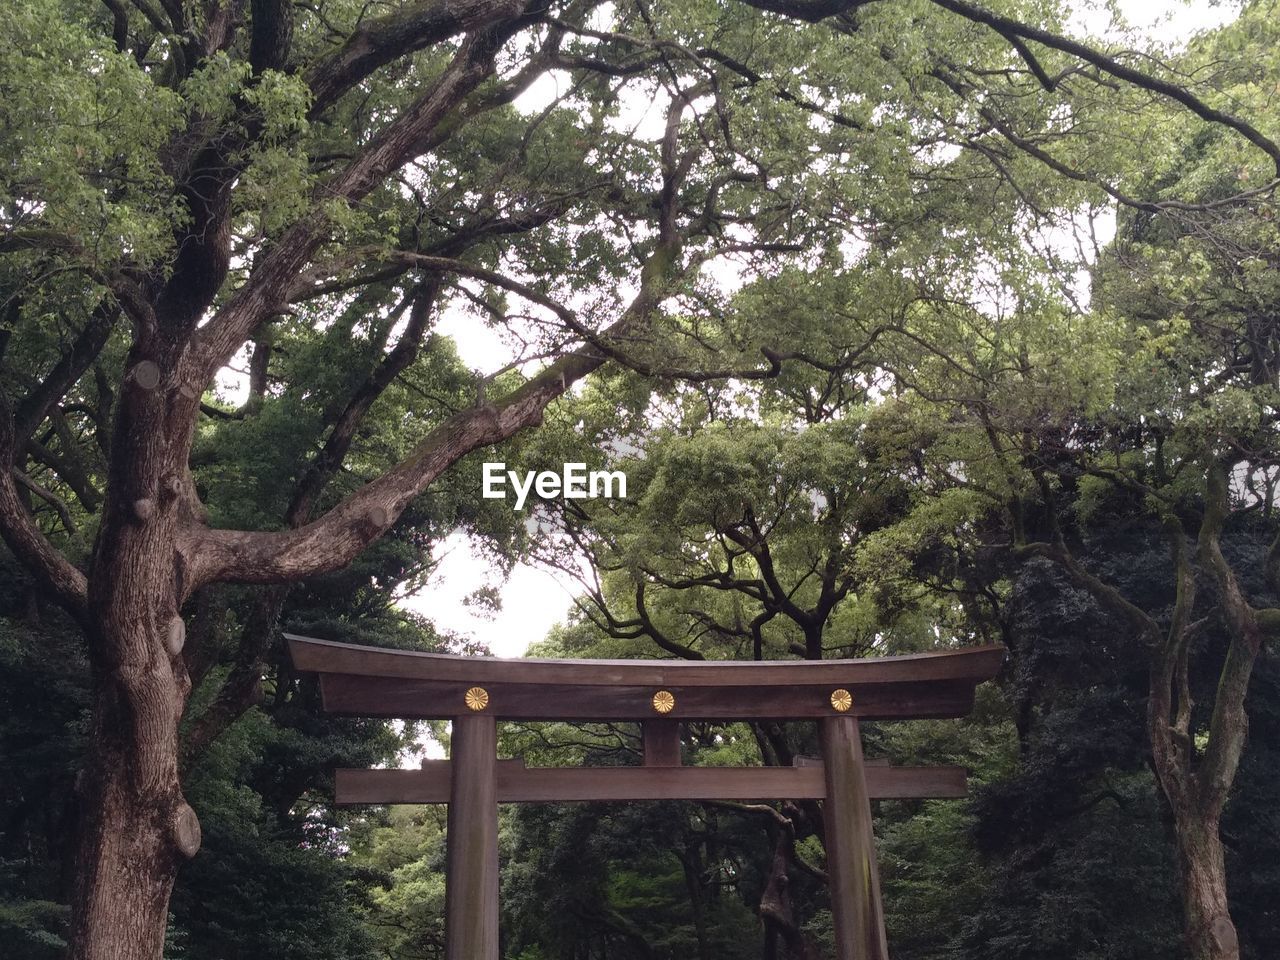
288;635;1002;960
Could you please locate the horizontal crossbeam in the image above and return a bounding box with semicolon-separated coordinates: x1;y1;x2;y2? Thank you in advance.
334;761;968;804
317;674;984;720
290;636;1003;722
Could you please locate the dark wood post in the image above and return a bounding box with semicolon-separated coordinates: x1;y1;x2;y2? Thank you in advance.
445;714;499;960
820;715;889;960
643;719;681;766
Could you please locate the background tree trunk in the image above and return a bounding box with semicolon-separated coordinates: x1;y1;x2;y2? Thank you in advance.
1174;814;1240;960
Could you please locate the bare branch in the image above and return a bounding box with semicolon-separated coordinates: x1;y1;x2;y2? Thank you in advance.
13;469;82;543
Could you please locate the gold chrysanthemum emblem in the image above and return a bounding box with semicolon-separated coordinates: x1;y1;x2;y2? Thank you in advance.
464;687;490;712
651;690;676;714
830;688;853;713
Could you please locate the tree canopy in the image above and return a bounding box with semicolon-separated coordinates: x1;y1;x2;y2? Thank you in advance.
1;0;1279;959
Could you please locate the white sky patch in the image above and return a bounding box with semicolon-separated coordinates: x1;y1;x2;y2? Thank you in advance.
434;291;527;371
512;67;571;116
1074;0;1236;41
399;530;587;658
214;342;253;406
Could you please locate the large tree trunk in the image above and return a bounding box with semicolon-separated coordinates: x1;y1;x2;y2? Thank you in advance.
1150;688;1243;960
67;344;201;960
1172;813;1239;960
68;724;183;960
68;602;197;960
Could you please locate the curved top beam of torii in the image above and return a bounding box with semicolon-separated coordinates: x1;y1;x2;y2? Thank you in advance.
287;634;1004;722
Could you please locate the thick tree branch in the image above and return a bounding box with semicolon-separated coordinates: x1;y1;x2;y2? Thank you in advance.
930;0;1280;174
304;0;538;115
1148;515;1198;807
130;0;174;36
1012;540;1159;642
100;0;130;53
632;579;707;660
250;0;293;73
182;284;444;762
183;243;677;592
13;468;82;543
181;587;280;766
723;507;814;634
25;436;103;514
286;284;439;525
192;28;513;387
14;303;118;444
0;397;88;619
1194;458;1264;816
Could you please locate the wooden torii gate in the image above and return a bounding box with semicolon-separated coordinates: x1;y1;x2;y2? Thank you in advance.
288;635;1002;960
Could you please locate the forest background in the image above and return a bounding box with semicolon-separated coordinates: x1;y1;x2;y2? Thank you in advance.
2;0;1280;959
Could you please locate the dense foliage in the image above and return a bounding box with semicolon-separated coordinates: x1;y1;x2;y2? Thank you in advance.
2;0;1279;959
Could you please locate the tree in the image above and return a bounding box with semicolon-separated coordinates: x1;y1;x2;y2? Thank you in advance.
3;1;1278;958
842;3;1280;942
1009;12;1280;950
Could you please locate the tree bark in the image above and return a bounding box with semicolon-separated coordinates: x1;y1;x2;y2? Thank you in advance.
1173;813;1239;960
9;3;1272;959
759;832;811;960
69;602;194;960
66;332;204;959
69;698;191;960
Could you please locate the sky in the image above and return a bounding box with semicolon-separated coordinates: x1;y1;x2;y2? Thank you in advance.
404;0;1237;660
399;530;583;658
